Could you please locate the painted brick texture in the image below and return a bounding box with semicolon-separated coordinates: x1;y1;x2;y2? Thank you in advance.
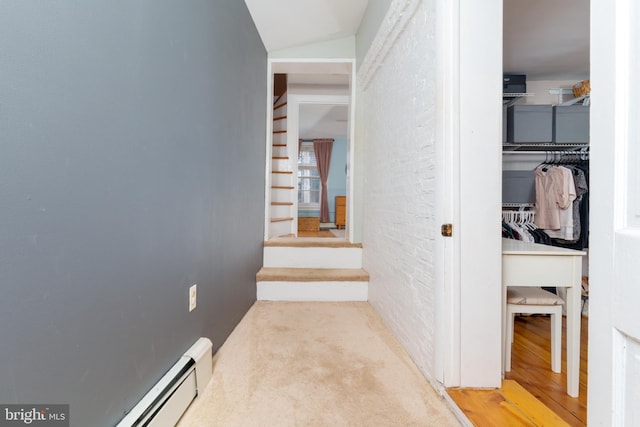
361;0;438;380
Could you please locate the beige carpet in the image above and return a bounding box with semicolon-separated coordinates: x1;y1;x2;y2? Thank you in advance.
177;302;460;426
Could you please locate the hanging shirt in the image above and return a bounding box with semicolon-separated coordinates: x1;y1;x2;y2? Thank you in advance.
534;166;576;230
544;166;577;240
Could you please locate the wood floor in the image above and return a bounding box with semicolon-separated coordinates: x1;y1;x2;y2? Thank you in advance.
297;230;336;237
448;314;588;426
505;314;588;425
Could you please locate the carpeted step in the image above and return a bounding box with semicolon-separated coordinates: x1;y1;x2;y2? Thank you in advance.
256;268;369;302
256;267;369;282
264;237;362;248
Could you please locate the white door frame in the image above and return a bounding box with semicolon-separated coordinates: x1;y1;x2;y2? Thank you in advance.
288;93;351;238
589;0;640;423
264;59;356;242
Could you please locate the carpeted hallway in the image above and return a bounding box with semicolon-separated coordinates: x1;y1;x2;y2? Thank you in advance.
177;302;460;426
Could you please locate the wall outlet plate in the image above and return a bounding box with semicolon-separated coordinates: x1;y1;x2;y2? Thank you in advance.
189;284;197;312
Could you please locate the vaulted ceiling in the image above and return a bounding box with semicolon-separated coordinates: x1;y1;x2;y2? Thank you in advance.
243;0;368;52
244;0;590;80
245;0;589;138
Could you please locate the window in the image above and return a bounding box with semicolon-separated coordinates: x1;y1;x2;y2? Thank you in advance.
298;142;320;209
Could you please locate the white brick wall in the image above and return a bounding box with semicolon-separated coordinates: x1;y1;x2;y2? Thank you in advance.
360;0;438;380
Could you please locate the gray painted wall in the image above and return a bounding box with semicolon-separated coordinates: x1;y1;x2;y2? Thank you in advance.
0;1;266;426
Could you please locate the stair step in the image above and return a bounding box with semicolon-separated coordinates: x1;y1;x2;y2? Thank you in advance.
273;90;286;106
271;217;294;223
273;130;287;134
274;101;287;110
272;171;293;175
256;267;369;301
273;116;287;121
271;186;294;190
256;267;369;282
263;243;363;268
269;220;292;239
271;202;293;206
265;237;362;248
272;156;288;160
273;144;287;147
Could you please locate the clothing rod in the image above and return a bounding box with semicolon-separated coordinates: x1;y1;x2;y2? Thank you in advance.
502;151;590;156
503;151;550;155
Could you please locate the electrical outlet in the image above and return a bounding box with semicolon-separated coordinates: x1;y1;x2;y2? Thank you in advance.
189;284;197;312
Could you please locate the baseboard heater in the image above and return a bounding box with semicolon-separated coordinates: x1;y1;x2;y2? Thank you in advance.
116;337;213;427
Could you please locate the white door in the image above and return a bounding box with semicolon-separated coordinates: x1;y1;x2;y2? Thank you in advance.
434;0;503;388
590;0;640;424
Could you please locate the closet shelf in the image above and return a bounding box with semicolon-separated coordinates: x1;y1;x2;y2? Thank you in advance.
503;143;588;152
548;88;591;106
503;93;534;107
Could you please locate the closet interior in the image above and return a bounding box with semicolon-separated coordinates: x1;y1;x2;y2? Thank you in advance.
501;0;590;424
502;79;590;311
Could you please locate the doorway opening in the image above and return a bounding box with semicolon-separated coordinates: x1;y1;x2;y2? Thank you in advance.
265;60;355;242
500;0;590;424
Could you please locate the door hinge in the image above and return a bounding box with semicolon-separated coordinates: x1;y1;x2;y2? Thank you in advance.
441;224;453;237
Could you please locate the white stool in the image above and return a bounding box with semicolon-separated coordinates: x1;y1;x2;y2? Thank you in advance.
505;286;564;373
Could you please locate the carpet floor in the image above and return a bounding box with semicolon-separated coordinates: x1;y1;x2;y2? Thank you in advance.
177;302;460;426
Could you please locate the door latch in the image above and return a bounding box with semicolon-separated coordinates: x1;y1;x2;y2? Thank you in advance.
441;224;453;237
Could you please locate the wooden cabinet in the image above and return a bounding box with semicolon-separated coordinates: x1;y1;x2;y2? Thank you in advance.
335;196;346;229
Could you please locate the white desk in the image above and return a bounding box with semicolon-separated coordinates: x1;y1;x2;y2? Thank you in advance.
502;238;586;397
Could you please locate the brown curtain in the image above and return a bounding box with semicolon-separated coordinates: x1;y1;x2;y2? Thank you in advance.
313;138;334;223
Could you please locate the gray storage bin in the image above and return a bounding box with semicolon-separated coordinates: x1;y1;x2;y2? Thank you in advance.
507;104;553;143
503;171;536;203
553;105;589;143
502;105;507;143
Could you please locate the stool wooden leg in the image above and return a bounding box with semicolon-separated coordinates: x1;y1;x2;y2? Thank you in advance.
505;306;514;372
550;307;562;373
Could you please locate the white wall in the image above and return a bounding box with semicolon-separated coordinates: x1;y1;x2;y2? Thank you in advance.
269;36;356;59
359;0;502;389
359;0;439;381
355;0;393;68
513;79;587;105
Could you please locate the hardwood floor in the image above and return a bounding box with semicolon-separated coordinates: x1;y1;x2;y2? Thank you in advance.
297;230;336;237
505;314;588;426
448;380;570;426
448;314;588;426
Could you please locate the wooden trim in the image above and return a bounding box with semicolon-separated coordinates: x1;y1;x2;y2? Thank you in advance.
270;217;293;223
273;143;286;147
274;74;287;99
272;156;288;160
271;202;293;206
273;130;286;134
274;101;287;110
271;186;295;190
272;170;293;174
